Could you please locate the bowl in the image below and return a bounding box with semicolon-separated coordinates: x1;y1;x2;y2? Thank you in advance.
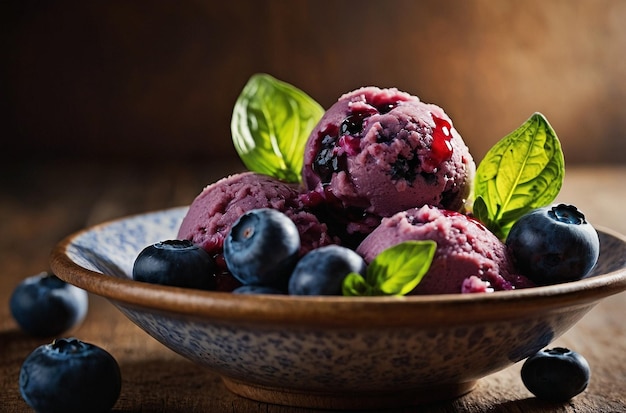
50;207;626;410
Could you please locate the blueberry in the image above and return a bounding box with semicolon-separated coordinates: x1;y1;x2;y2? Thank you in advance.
506;204;600;285
19;338;121;413
10;272;88;337
521;347;590;402
224;208;300;287
232;285;286;295
132;239;216;289
288;245;367;295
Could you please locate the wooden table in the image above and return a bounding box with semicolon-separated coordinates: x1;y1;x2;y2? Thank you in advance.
1;160;625;412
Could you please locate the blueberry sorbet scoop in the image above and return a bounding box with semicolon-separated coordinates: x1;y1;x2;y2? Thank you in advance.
177;172;338;277
356;205;534;294
302;87;476;235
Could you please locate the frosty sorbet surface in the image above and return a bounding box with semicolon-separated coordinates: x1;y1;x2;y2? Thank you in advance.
302;87;476;235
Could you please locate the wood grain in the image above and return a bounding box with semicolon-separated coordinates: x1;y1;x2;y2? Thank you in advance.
1;161;625;412
4;1;626;165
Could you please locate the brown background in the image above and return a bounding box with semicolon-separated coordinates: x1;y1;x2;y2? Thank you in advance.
3;0;626;165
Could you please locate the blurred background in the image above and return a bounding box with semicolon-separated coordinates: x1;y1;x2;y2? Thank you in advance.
2;0;626;165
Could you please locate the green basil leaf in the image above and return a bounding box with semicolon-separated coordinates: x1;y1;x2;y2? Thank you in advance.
472;196;492;229
342;241;436;297
342;272;371;296
369;240;436;296
473;112;564;239
231;73;324;183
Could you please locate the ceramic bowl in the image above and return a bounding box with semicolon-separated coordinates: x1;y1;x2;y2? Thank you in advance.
50;207;626;410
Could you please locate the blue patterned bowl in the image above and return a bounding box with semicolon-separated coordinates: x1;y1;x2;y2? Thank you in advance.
50;207;626;410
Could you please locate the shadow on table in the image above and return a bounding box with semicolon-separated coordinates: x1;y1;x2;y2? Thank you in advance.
109;356;612;413
0;329;54;355
114;357;240;412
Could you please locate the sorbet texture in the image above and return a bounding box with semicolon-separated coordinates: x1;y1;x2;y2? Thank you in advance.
302;87;475;235
356;205;534;294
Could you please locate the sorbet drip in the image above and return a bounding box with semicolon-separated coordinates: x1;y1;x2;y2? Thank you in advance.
424;115;454;171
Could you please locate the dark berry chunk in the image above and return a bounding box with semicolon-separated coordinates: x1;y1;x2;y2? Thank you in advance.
288;245;367;295
521;347;590;401
374;101;398;114
390;155;419;184
339;113;364;136
10;272;88;337
339;114;361;136
224;208;300;287
214;271;243;292
339;107;378;136
19;338;121;413
506;204;600;285
133;239;216;289
313;134;339;184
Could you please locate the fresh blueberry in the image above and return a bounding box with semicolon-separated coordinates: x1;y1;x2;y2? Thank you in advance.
10;272;88;337
506;204;600;285
133;239;216;289
224;208;300;287
232;285;286;295
19;338;121;413
521;347;590;402
288;245;367;295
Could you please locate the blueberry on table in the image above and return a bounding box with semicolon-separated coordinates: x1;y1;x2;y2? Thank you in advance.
19;338;121;413
224;208;300;287
10;272;88;337
133;239;216;290
521;347;590;402
506;204;600;285
288;245;367;295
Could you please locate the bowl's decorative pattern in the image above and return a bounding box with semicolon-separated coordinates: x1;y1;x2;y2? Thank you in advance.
117;304;587;393
51;208;626;409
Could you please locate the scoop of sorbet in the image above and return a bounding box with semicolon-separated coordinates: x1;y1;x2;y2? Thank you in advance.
356;205;534;294
302;87;475;237
178;172;338;277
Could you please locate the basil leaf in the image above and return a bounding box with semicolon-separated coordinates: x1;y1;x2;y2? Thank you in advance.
472;196;492;230
370;240;436;295
342;241;436;296
231;73;324;183
473;113;564;239
342;272;371;296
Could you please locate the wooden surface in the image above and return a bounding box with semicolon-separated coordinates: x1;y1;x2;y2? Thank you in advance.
1;160;625;412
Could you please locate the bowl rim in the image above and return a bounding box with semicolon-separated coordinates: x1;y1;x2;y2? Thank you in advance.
49;208;626;329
